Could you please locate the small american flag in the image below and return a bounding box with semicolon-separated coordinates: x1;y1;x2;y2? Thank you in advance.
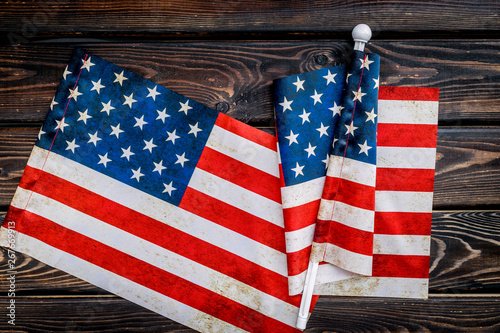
0;49;306;332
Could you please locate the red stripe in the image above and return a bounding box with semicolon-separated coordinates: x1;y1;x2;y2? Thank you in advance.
197;146;281;203
322;176;375;211
180;187;285;252
375;212;433;235
215;113;277;151
373;254;430;278
283;200;320;232
378;86;439;101
18;166;298;306
376;168;436;192
287;247;311;276
314;220;373;256
377;123;438;148
10;207;299;332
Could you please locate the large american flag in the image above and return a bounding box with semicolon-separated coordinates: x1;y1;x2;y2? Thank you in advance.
0;49;307;332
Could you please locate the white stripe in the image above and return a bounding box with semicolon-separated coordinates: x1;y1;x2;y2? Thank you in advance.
281;177;325;209
322;243;373;276
207;124;280;178
285;224;315;253
1;229;246;333
327;155;376;187
378;99;439;125
373;234;431;256
189;168;284;227
11;190;299;326
377;146;437;169
318;199;375;232
27;147;288;277
287;264;358;296
313;276;429;298
375;191;434;213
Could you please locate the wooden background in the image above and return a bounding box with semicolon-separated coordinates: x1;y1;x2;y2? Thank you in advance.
0;0;499;331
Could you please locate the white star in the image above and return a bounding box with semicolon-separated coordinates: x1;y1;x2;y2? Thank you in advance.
81;56;95;72
365;108;377;123
134;115;148;130
345;122;359;136
292;77;305;92
143;138;157;153
87;131;102;146
284;130;299;145
120;146;135;161
77;109;92;124
304;143;317;157
352;87;366;103
310;90;323;105
346;73;352;83
332;137;339;148
373;77;380;89
329;102;344;117
54;118;69;133
323;70;337;85
188;122;203;137
156;108;171;123
322;154;330;169
50;97;58;111
166;129;180;144
97;152;111;168
147;85;161;101
153;160;167;175
37;129;45;140
359;56;374;70
123;93;137;108
110;123;125;138
68;87;82;101
279;97;293;112
114;71;128;86
298;109;311;124
91;79;105;94
65;139;80;154
162;181;176;196
130;167;144;182
358;140;372;156
175;152;189;167
291;162;305;178
62;66;72;80
179;100;193;115
100;101;115;115
316;122;329;138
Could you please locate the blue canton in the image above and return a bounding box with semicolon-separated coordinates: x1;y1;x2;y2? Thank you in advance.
37;49;219;206
275;65;347;186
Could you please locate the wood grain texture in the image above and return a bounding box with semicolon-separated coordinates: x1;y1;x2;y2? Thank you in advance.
1;0;499;39
1;211;498;294
1;127;499;208
0;41;499;124
0;296;498;332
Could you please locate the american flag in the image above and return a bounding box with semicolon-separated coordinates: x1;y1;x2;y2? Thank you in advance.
314;86;438;297
0;49;307;332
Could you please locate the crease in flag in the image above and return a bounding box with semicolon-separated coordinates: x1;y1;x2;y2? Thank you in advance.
0;49;311;333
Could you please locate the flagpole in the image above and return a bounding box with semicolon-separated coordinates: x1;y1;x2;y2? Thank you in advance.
295;23;372;331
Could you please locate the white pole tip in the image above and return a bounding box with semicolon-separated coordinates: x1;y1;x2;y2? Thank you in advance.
352;24;372;43
296;316;308;330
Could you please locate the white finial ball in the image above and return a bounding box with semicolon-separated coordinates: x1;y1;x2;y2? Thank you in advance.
352;24;372;43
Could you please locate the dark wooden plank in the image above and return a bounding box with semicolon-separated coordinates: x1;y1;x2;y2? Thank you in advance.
1;127;499;208
0;296;498;332
1;0;499;41
0;41;499;124
1;211;498;294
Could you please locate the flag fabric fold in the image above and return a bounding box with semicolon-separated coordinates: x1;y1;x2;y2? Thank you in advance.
0;49;307;332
